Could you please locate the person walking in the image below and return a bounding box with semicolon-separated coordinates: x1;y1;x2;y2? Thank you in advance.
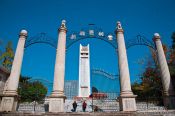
82;101;87;112
72;101;77;112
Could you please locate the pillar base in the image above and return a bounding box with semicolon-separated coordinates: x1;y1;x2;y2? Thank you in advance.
49;92;66;112
163;95;175;109
0;94;18;112
118;93;137;111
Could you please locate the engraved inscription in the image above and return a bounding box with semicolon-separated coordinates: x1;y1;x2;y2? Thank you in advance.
2;98;13;111
51;99;61;111
124;99;134;109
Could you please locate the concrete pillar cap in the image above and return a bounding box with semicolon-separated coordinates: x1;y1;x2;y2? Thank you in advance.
20;30;27;34
154;33;160;37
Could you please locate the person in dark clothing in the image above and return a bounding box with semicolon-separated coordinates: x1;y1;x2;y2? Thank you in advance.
72;101;77;112
94;106;98;112
82;101;87;112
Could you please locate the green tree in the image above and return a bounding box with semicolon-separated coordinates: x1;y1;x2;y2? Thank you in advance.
18;76;48;103
169;32;175;89
0;41;14;70
132;66;162;97
132;45;166;103
0;40;48;103
171;32;175;49
132;32;175;105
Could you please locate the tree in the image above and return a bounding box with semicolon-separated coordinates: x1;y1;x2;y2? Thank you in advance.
132;32;175;105
171;32;175;49
132;66;162;97
0;41;48;102
132;45;167;104
18;76;48;103
0;41;14;70
169;32;175;89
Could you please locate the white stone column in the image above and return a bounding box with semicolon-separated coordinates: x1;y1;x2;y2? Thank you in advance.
153;33;175;109
115;21;137;111
0;30;27;112
49;20;67;112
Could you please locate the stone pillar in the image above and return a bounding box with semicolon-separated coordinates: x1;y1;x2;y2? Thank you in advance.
153;33;175;109
0;30;27;112
49;20;67;112
115;21;137;111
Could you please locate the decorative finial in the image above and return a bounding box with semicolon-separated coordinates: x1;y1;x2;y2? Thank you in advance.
20;29;27;37
153;33;161;41
154;33;160;37
20;29;27;34
117;21;122;30
61;20;66;28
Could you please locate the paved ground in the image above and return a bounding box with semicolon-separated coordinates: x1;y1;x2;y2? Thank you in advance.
1;110;175;116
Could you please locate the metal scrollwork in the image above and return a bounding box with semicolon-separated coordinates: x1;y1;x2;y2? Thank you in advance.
25;33;57;49
126;35;156;51
24;28;155;52
91;68;119;80
66;24;117;50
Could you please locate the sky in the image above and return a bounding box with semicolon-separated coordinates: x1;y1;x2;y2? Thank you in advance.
0;0;175;94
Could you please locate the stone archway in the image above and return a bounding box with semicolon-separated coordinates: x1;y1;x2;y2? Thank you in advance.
0;20;174;112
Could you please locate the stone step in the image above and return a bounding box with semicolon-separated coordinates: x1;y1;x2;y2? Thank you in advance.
1;110;175;116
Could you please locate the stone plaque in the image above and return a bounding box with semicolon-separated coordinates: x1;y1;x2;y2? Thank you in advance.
121;98;136;111
124;98;134;109
49;98;64;112
0;97;14;111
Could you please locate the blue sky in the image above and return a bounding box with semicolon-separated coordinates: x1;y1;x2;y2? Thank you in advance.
0;0;175;94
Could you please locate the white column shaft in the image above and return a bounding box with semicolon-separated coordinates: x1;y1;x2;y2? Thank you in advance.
155;39;174;95
53;30;66;94
5;35;26;94
117;31;132;94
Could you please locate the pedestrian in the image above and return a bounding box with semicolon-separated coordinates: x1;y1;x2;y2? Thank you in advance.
72;101;77;112
82;101;87;112
94;106;98;112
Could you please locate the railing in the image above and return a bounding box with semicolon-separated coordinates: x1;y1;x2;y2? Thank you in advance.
136;97;165;111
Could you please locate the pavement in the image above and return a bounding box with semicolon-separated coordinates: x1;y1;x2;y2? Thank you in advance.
1;110;175;116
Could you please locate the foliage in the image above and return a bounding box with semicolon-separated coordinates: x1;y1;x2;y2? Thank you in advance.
169;32;175;88
132;67;163;98
132;32;175;102
171;32;175;49
0;41;14;70
0;41;48;102
18;76;48;103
